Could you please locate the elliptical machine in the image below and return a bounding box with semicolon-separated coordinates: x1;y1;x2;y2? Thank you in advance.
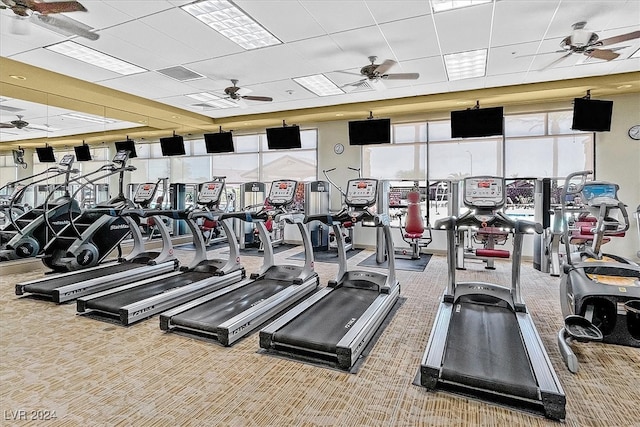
0;154;81;261
557;171;640;373
40;149;137;272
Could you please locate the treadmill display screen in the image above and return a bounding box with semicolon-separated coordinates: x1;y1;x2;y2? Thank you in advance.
198;181;225;205
268;180;297;206
59;154;75;167
345;179;378;207
133;183;157;204
464;177;504;208
581;183;618;202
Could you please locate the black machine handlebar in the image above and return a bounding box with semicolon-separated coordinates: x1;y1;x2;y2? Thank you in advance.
435;212;542;234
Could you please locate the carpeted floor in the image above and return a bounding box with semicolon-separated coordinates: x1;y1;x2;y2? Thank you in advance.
1;251;639;426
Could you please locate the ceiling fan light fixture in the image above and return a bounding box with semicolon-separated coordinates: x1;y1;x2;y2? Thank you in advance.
293;74;344;97
444;49;487;81
181;0;281;50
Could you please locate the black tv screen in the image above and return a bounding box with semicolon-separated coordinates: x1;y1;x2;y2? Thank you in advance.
205;132;235;153
160;135;186;156
115;140;137;158
451;106;504;138
571;98;613;132
36;146;56;163
74;144;92;161
266;126;301;149
348;118;391;145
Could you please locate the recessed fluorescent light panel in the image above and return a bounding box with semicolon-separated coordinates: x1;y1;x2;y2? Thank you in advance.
61;113;117;124
293;74;344;96
431;0;492;13
46;41;146;75
444;49;487;81
181;0;281;50
187;92;238;109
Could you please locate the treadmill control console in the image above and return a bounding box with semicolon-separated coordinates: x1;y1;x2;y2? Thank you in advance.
198;181;225;205
133;183;158;204
345;179;378;208
464;177;505;208
59;154;75;167
268;180;297;207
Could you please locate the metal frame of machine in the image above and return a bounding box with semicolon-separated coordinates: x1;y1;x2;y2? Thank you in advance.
159;179;319;346
420;176;565;421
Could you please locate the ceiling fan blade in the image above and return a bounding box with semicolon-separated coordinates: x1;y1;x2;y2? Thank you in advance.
598;30;640;46
29;0;87;15
374;59;396;75
0;123;17;129
382;73;420;80
31;14;99;40
242;96;273;102
586;48;619;61
539;52;573;71
26;124;54;132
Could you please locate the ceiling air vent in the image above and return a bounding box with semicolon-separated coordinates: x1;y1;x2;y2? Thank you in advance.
156;66;205;82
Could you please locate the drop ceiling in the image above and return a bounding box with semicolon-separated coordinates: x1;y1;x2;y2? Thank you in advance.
1;0;639;150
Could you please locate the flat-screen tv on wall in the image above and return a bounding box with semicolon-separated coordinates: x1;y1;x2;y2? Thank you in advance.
74;144;92;161
36;146;56;163
204;132;235;153
348;118;391;145
571;98;613;132
266;125;302;149
160;135;186;156
115;140;137;158
451;106;504;138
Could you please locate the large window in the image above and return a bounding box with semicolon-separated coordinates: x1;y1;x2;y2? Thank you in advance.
129;129;318;185
360;111;595;221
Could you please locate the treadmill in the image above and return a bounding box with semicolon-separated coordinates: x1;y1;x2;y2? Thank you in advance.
420;176;565;420
259;178;400;370
15;178;178;303
76;179;246;325
159;179;319;346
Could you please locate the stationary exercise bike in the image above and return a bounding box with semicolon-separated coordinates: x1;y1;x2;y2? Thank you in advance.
557;171;640;373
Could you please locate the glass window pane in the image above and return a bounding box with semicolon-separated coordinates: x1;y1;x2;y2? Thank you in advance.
212;153;259;182
548;110;574;135
191;138;207;155
362;144;426;179
428;121;453;141
428;139;501;180
235;134;260;153
261;150;316;182
393;123;427;143
505;113;545;137
300;129;318;149
150;143;163;158
170;156;210;183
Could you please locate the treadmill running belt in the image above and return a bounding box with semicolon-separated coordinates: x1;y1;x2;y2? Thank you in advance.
85;271;213;312
441;302;539;401
23;262;142;293
170;279;292;333
273;286;379;354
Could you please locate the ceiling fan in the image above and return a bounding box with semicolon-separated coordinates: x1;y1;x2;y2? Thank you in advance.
218;79;273;108
224;80;273;103
1;0;99;40
0;115;54;132
343;56;420;91
542;22;640;69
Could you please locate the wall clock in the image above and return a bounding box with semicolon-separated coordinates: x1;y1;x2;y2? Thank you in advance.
628;125;640;140
334;143;345;154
